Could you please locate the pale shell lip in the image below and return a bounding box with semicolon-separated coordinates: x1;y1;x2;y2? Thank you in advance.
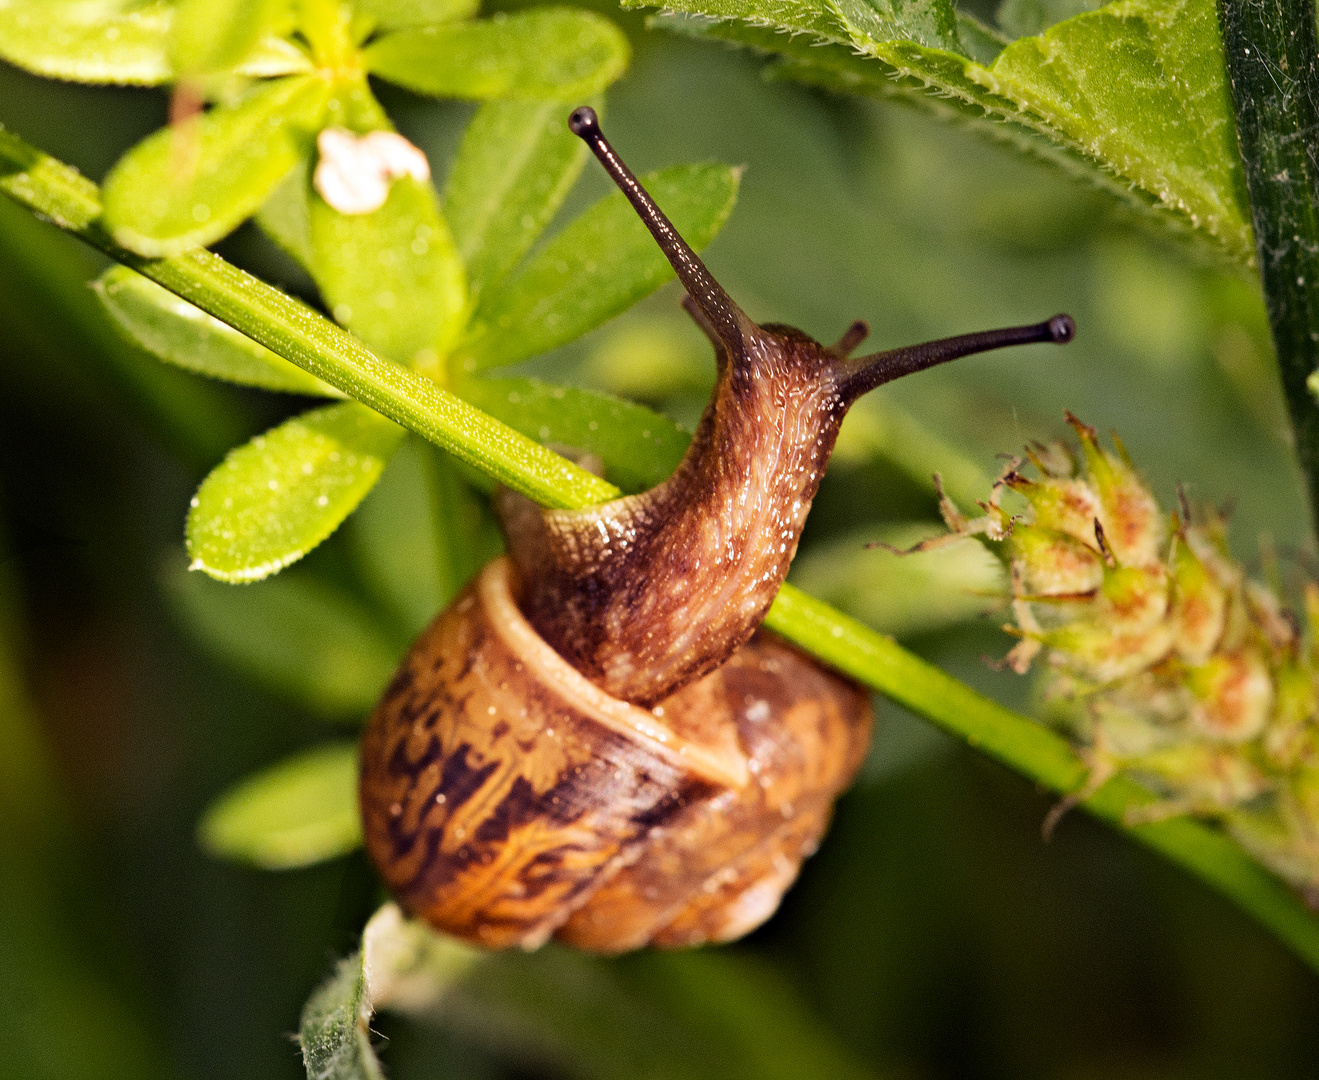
480;557;750;789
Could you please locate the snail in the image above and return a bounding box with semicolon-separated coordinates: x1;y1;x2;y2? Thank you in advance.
359;106;1076;952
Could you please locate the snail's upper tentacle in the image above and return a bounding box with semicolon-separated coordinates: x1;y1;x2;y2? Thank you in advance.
497;110;1076;708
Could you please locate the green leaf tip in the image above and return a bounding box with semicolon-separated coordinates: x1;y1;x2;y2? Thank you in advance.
199;742;362;870
365;8;630;102
186;403;405;583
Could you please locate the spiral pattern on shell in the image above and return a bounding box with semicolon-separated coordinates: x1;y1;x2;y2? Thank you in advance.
359;557;872;951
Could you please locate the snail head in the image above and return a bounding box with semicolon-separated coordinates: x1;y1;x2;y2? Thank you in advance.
498;106;1075;708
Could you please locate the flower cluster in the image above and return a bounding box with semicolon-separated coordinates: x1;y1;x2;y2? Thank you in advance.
936;414;1319;900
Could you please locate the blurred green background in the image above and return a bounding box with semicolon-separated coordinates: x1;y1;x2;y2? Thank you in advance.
3;3;1319;1078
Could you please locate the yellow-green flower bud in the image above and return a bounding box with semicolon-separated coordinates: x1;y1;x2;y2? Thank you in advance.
1010;525;1104;597
1170;532;1228;663
936;413;1319;898
1066;413;1164;567
1185;650;1274;744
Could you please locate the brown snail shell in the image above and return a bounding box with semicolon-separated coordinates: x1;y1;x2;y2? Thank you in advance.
359;556;871;950
358;107;1074;952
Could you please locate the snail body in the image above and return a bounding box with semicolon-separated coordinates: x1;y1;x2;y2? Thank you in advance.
359;107;1075;951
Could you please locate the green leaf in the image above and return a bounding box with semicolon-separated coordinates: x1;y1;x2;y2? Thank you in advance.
101;74;328;257
164;561;400;716
255;156;315;267
299;953;384;1080
187;402;405;582
0;0;308;86
0;0;176;84
353;0;479;30
653;0;1253;265
199;743;362;869
457;376;690;493
835;0;961;52
986;0;1247;256
444;97;594;303
635;0;960;50
299;905;481;1080
94;266;341;395
363;9;629;101
351;437;497;637
789;524;1005;638
169;0;290;77
1219;0;1319;539
309;175;468;364
454;163;740;372
0;0;309;85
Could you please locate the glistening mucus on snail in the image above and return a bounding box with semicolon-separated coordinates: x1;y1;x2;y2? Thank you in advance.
359;105;1076;952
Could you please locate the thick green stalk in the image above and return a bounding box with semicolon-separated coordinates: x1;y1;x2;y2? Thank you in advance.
4;124;1319;973
1218;0;1319;537
0;126;618;512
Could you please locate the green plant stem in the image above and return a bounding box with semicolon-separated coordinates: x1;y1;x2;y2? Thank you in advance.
3;124;1319;974
1218;0;1319;538
0;126;618;512
766;585;1319;973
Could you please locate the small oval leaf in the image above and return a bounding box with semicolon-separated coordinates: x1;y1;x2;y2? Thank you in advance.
0;0;175;84
454;163;740;372
364;8;629;101
102;74;328;256
187;402;405;582
95;266;341;395
444;97;594;303
457;376;690;493
309;174;467;364
199;742;362;869
165;560;400;716
169;0;291;77
0;0;310;86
